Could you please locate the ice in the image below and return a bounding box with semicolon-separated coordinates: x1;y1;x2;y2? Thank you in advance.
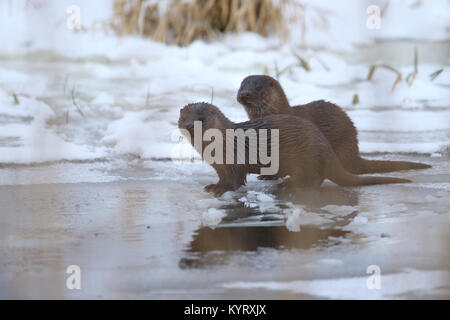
0;0;449;300
318;259;345;266
351;216;369;225
201;208;226;229
351;110;450;132
321;205;357;216
238;191;278;213
222;269;450;299
284;204;332;230
285;207;302;232
360;141;450;154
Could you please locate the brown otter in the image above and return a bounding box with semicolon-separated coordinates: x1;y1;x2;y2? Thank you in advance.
237;75;431;174
178;102;411;197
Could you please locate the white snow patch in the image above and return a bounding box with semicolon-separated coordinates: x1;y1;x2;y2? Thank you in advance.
239;191;278;213
284;204;332;230
285;207;303;232
0;89;106;164
202;208;226;229
351;216;369;225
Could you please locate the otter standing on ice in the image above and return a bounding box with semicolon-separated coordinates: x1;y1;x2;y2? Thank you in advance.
237;75;431;174
178;102;411;197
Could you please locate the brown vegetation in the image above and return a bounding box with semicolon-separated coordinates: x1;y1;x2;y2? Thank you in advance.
110;0;293;46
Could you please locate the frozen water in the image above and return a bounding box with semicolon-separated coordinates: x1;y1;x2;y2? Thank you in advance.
0;0;449;299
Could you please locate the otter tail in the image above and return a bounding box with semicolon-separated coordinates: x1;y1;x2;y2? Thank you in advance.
357;157;431;174
327;163;412;187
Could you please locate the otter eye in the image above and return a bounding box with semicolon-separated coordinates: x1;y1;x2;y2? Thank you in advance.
255;85;263;91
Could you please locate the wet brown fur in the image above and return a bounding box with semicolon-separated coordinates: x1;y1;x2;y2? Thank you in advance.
178;102;411;197
237;75;431;174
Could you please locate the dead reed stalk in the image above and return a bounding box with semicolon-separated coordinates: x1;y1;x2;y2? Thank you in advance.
110;0;293;46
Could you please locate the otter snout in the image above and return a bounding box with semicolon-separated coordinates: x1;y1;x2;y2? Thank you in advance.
237;89;251;103
178;120;194;130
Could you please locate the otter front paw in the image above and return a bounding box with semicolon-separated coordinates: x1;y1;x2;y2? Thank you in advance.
277;179;295;190
204;183;232;197
204;184;216;192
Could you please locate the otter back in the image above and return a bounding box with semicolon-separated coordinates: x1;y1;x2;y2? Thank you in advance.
237;75;431;174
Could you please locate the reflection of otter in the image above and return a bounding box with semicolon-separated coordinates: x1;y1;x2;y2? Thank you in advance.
179;209;356;268
179;225;350;269
237;75;431;174
275;185;360;209
178;102;411;197
179;179;361;269
187;225;349;252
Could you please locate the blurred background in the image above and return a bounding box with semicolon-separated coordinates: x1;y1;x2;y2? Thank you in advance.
0;0;449;299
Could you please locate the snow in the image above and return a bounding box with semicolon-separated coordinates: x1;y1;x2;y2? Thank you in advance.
0;1;448;164
0;123;105;164
101;109;179;159
376;0;450;42
284;205;332;230
201;208;226;229
239;191;278;213
0;88;106;164
285;207;303;232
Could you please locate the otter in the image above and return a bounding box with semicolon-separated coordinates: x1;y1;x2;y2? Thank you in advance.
178;102;411;197
237;75;431;174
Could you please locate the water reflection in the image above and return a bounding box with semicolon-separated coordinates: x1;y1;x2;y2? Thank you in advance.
187;225;349;252
120;188;148;242
180;186;359;269
275;185;360;209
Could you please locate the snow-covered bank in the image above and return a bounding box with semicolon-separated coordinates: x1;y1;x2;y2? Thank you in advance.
0;0;449;164
1;0;449;53
0;88;106;164
1;45;448;163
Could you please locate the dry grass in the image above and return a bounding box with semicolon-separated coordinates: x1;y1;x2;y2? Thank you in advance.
110;0;295;46
367;64;403;91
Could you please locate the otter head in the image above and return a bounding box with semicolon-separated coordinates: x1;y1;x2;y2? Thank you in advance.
178;102;232;141
237;75;290;120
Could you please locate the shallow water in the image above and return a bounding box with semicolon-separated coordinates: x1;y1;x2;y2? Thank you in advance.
0;154;449;299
